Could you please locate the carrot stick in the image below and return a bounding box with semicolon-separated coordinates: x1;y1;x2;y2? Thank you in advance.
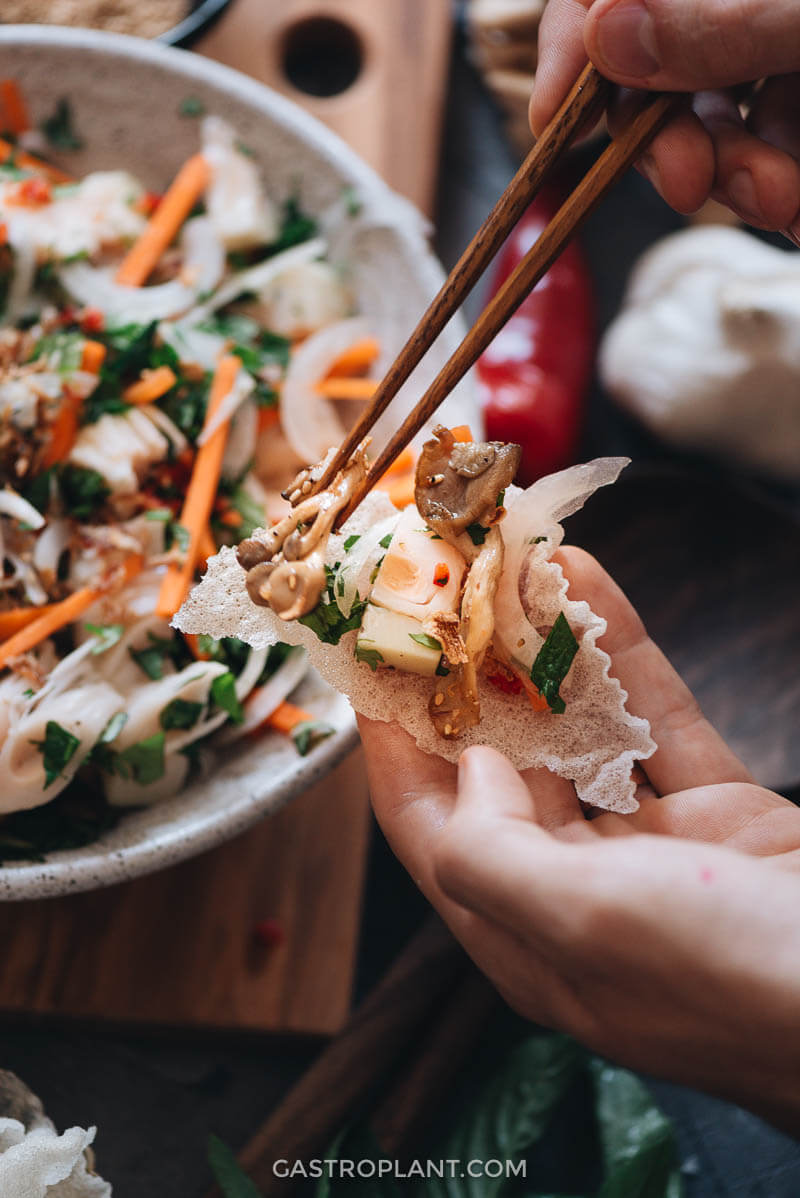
183;632;211;660
156;354;239;619
0;605;55;640
325;337;381;378
314;377;378;401
257;406;280;434
197;524;216;566
40;392;81;468
265;700;316;736
0;556;142;670
0;80;29;135
123;365;177;405
80;340;106;373
377;472;416;509
378;445;415;479
0;136;71;184
450;425;473;443
115;153;209;286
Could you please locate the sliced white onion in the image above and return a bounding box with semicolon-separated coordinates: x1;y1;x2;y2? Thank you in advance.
157;320;227;370
5;232;36;323
217;646;308;743
32;518;70;576
201;114;279;250
0;486;45;530
139;403;189;456
280;316;371;464
335;513;398;618
197;365;254;445
5;553;48;605
59;216;225;322
221;397;258;481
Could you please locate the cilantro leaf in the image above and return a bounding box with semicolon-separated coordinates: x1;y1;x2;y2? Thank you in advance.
409;632;442;652
129;645;167;681
211;672;244;723
40;98;84;151
85;623;124;654
530;612;579;714
343;534;360;552
273;193;317;252
159;698;203;731
31;720;80;788
292;719;335;756
465;522;489;546
354;643;384;672
128;631;192;681
379;533;393;549
58;464;109;519
115;732;166;786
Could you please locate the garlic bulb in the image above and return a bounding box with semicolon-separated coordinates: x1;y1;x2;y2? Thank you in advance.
600;226;800;479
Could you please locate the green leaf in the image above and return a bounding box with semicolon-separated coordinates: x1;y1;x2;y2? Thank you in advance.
85;623;125;654
341;184;363;218
592;1061;684;1198
144;507;173;522
409;632;442;652
31;720;81;788
298;577;365;646
159;698;203;731
315;1125;401;1198
31;331;84;374
354;642;384;672
58;464;109;519
344;534;361;551
96;712;128;745
465;522;488;546
211;672;244;723
40;98;84;150
530;612;579;715
0;785;119;864
129;645;166;681
379;533;393;549
115;732;166;786
273;193;317;252
207;1134;262;1198
292;719;335;756
179;95;206;118
169;522;191;553
496;489;506;507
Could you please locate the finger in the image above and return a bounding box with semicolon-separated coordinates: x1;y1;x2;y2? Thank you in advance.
692;88;800;230
554;547;754;795
748;74;800;160
584;0;800;93
461;744;585;832
529;0;592;137
608;93;715;213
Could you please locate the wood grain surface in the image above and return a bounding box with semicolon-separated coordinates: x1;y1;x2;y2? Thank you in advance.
567;466;800;794
193;0;453;216
0;750;371;1035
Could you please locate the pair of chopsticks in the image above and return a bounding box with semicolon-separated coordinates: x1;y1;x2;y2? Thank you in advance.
315;64;677;528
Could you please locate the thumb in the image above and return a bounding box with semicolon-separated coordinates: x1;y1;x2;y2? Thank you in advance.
585;0;800;91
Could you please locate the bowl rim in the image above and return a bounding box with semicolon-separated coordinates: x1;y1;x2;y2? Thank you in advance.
0;26;459;898
159;0;232;48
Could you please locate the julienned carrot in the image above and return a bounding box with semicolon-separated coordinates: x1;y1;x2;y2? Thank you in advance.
314;377;378;401
264;700;316;736
80;340;106;373
0;605;55;640
123;366;177;405
450;425;473;443
0;136;71;184
197;524;216;566
378;445;414;479
257;405;280;434
156;354;239;620
183;632;211;661
115;153;209;287
0;555;142;670
325;337;380;378
0;80;28;135
378;472;416;509
41;392;81;469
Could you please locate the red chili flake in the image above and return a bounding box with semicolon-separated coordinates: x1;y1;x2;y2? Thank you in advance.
6;177;51;207
486;670;523;696
80;307;105;334
135;190;162;217
433;562;450;587
253;918;284;948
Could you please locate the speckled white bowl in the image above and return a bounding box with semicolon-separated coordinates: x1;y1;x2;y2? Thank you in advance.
0;26;475;899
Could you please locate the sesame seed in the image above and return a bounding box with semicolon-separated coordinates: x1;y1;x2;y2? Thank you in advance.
434;693;444;706
288;574;297;592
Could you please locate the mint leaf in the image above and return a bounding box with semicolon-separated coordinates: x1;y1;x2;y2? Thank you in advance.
354;643;384;671
343;534;361;551
159;698;203;731
211;671;244;723
379;533;393;549
31;720;80;788
530;612;579;714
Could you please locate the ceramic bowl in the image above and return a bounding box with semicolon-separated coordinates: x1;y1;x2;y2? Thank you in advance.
0;26;475;899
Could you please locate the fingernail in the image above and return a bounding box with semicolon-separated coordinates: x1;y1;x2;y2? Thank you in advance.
727;169;762;225
594;0;660;79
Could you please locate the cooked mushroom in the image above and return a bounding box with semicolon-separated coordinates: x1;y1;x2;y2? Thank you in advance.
414;425;521;547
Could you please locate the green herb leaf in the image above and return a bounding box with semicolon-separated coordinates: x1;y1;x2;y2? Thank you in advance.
129;645;166;681
31;720;81;788
379;533;393;549
530;612;579;714
31;330;84;374
178;95;206;118
144;507;173;522
593;1059;684;1198
115;732;166;786
96;712;128;745
207;1135;262;1198
58;464;109;519
298;571;365;646
169;522;191;553
273;193;317;252
40;98;83;150
211;671;244;724
496;489;506;507
354;643;384;672
341;184;363;218
409;632;442;652
343;534;361;551
159;697;203;731
0;785;119;864
292;719;335;756
85;623;124;654
465;522;489;546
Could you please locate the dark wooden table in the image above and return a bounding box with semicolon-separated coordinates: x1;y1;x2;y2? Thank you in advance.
1;21;799;1198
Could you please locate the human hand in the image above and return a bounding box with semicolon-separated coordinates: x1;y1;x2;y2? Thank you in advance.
529;0;800;238
359;548;800;1133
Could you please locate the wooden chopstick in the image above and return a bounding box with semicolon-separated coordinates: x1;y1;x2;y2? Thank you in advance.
313;62;610;496
332;84;677;530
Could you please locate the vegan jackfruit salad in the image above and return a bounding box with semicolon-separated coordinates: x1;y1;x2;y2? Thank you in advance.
0;90;388;860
